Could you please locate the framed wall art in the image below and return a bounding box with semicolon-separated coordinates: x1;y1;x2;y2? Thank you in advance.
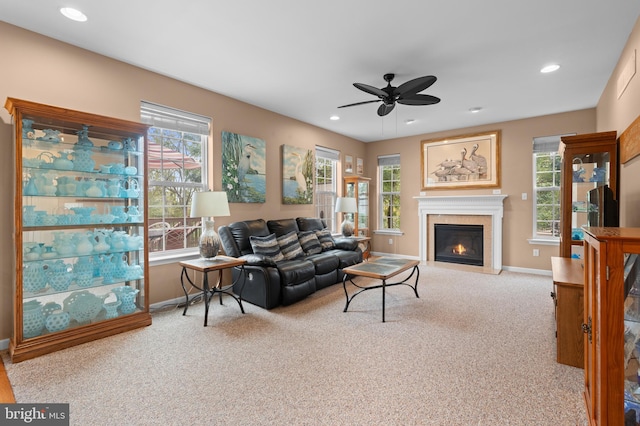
282;144;314;204
222;131;266;203
344;154;354;174
356;157;364;175
421;130;501;190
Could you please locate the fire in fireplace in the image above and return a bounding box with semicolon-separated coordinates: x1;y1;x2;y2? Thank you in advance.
434;224;484;266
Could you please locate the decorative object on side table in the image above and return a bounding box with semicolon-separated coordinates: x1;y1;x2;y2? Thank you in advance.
190;190;231;259
335;197;357;237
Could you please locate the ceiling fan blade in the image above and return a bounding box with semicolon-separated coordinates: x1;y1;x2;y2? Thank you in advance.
354;83;387;98
394;75;437;97
397;94;441;106
337;99;381;108
377;103;395;116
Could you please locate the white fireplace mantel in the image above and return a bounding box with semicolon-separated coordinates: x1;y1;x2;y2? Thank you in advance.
414;194;508;271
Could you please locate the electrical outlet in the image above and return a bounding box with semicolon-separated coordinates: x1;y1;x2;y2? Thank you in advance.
388;238;393;245
521;192;527;200
533;249;540;257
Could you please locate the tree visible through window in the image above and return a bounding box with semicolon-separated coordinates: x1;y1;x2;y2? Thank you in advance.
315;146;338;232
532;135;571;239
141;102;209;254
379;155;401;230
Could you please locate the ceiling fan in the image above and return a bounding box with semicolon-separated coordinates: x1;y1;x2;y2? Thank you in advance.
338;73;441;117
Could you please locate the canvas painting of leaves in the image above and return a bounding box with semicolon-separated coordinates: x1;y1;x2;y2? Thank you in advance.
222;131;266;203
282;144;314;204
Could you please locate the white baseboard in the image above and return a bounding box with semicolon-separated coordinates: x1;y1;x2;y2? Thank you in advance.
503;265;552;276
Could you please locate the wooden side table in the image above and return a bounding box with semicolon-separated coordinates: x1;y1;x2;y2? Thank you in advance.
353;236;371;260
550;256;584;368
179;256;246;326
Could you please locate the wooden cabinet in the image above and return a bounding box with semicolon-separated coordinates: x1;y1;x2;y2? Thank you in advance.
6;98;152;362
582;227;640;425
344;176;370;237
551;257;584;368
559;132;618;259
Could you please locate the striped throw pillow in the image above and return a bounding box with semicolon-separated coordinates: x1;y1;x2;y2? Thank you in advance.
276;231;304;260
315;229;335;251
249;233;284;262
298;231;322;255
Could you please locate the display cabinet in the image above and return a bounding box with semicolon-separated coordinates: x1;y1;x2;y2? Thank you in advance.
6;98;152;362
582;227;640;425
559;131;618;259
344;176;370;237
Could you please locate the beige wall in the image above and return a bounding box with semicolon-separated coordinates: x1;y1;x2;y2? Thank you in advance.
365;110;595;268
0;22;366;341
596;14;640;227
2;14;639;342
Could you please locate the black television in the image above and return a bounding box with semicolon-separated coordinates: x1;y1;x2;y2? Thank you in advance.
587;185;619;227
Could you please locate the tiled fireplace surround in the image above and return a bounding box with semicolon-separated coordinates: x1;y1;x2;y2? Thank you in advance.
415;195;508;273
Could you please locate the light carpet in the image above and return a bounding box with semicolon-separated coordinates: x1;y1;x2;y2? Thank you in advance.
2;266;587;425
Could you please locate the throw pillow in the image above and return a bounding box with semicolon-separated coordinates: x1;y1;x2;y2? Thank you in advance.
298;230;322;255
249;233;284;262
315;229;336;251
276;231;304;260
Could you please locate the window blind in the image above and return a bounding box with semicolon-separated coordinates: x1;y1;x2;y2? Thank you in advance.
140;101;210;135
378;154;400;166
316;146;340;161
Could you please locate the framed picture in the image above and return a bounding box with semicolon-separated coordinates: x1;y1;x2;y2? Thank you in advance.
356;157;364;175
421;130;501;190
222;131;266;203
344;154;354;174
282;144;314;204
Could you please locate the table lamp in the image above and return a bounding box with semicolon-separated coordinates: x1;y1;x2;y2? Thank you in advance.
335;197;357;237
190;191;230;259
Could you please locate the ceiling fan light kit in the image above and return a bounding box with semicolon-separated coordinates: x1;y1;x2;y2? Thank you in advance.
338;73;441;117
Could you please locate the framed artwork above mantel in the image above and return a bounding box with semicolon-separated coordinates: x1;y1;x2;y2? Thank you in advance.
421;130;501;190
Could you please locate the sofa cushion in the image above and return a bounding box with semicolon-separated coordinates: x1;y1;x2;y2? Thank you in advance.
296;217;326;232
277;231;304;260
267;218;299;237
276;259;315;285
298;230;322;255
306;252;340;275
249;233;284;262
315;229;336;251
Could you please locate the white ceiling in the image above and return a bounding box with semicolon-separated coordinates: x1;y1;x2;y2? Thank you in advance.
1;1;640;142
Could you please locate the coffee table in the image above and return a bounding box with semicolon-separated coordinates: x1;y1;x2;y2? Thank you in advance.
342;257;420;322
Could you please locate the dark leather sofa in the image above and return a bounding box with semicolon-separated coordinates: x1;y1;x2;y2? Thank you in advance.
218;217;362;309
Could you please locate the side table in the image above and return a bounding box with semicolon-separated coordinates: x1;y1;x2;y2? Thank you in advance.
179;256;246;326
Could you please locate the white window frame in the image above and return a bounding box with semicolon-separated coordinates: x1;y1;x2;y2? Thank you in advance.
378;154;401;232
141;101;210;260
530;134;573;244
315;146;338;232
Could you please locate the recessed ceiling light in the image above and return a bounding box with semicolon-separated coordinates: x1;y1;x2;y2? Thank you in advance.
540;64;560;73
329;115;340;121
60;7;88;22
405;119;416;125
469;107;482;113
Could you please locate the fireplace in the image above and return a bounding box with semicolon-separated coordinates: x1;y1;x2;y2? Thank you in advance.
414;194;507;272
434;224;484;266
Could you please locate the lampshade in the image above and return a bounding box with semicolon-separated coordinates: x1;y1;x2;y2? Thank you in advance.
190;191;230;218
335;197;357;237
335;197;357;213
190;191;230;259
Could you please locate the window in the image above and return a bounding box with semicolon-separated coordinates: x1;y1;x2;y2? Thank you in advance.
532;135;570;239
141;101;210;254
379;154;401;230
315;146;338;232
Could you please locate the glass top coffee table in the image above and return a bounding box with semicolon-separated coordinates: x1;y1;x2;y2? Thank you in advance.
342;257;420;322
